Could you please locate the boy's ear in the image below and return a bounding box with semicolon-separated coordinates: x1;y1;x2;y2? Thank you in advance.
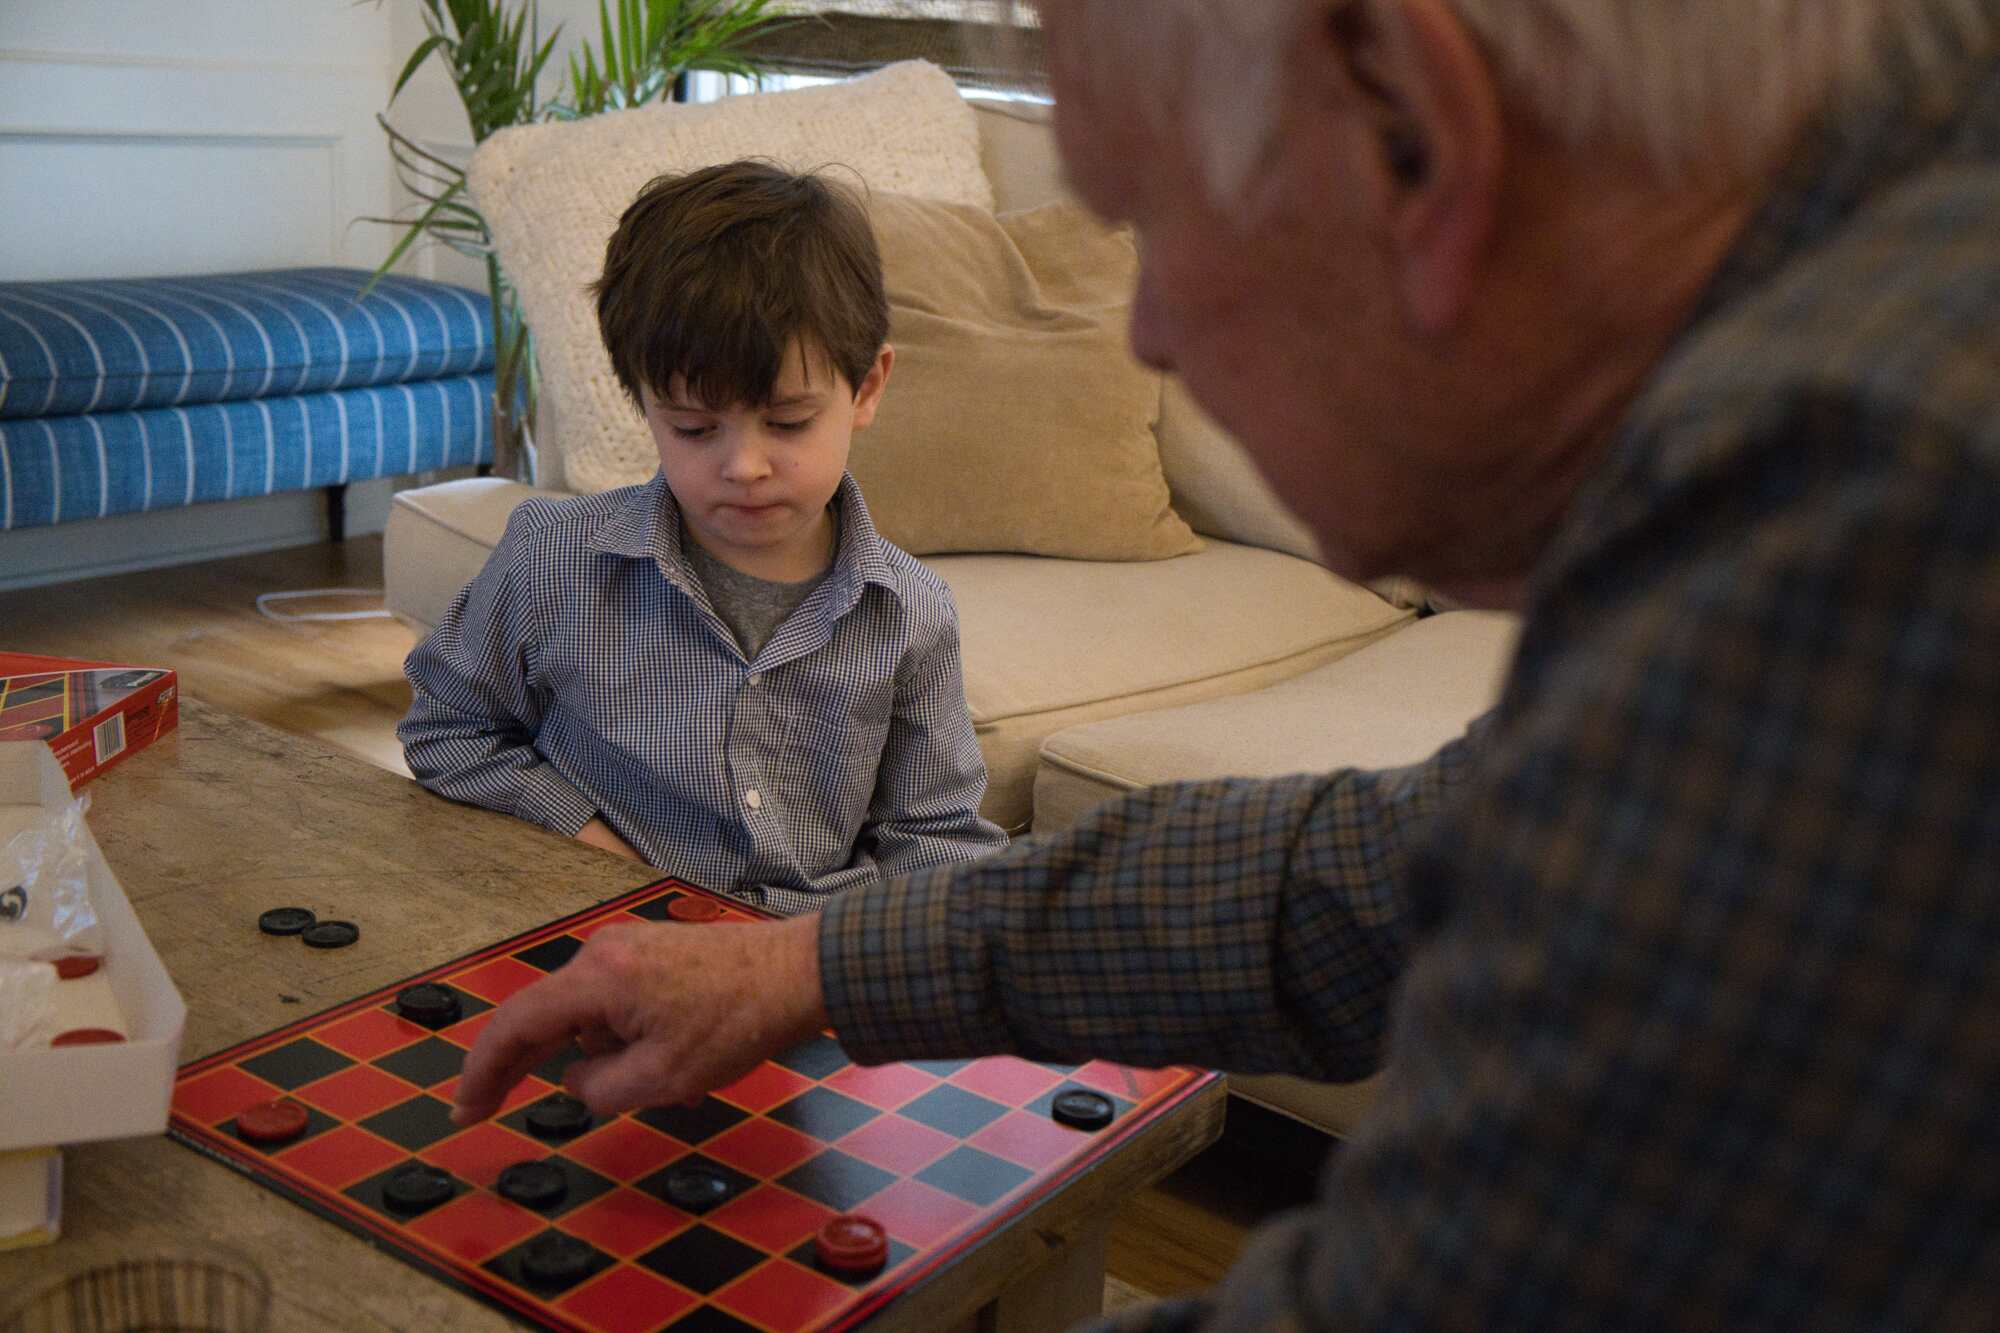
849;345;895;431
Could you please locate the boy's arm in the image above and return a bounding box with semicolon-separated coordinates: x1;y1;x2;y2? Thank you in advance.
860;614;1008;876
398;509;600;839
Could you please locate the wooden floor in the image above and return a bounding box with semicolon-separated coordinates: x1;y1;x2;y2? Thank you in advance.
0;535;1336;1308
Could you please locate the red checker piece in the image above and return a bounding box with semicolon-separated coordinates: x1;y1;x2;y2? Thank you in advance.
51;1028;124;1047
666;895;722;922
815;1213;889;1276
237;1098;310;1145
53;955;100;980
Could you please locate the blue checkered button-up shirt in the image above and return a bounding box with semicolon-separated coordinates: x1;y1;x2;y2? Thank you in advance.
821;39;2000;1333
401;473;1005;913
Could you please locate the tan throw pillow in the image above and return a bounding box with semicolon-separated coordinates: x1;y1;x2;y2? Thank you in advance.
467;61;993;495
857;194;1200;561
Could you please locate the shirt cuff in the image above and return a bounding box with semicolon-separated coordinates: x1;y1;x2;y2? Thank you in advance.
509;763;600;838
819;865;1001;1065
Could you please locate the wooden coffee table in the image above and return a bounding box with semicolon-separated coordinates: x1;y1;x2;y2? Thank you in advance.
0;698;1224;1330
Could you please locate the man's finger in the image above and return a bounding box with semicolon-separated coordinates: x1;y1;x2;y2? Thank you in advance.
453;971;605;1122
567;1039;683;1116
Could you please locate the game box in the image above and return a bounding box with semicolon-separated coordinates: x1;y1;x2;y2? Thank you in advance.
0;741;190;1244
0;652;179;791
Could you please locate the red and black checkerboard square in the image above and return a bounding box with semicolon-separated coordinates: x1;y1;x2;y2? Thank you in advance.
512;934;584;973
775;1149;897;1214
168;876;1218;1333
765;1087;880;1141
636;1223;767;1294
371;1035;468;1090
360;1094;463;1152
238;1037;353;1089
633;1095;749;1147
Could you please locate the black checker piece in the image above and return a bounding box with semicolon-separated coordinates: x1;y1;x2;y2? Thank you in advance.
636;1155;754;1215
371;1036;467;1089
485;1228;613;1296
917;1145;1035;1208
495;1157;617;1218
896;1084;1009;1138
229;1101;339;1155
238;1038;353;1091
771;1033;848;1080
766;1087;879;1141
387;982;491;1030
632;1096;748;1146
1026;1084;1135;1125
344;1160;466;1221
636;1224;765;1295
359;1095;463;1152
787;1234;916;1285
776;1149;897;1213
511;935;583;973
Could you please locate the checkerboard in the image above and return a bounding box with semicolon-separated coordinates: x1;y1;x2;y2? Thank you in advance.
168;877;1218;1331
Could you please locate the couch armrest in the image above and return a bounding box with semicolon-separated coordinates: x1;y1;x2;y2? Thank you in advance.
383;477;569;633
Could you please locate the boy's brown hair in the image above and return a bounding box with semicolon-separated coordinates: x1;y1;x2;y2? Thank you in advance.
593;160;890;411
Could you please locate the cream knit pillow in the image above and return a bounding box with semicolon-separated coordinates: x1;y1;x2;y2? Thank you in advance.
468;61;993;494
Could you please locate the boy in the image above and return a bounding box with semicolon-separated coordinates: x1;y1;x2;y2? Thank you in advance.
400;161;1006;914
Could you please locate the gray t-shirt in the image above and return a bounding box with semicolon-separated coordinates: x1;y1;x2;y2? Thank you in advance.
683;517;834;660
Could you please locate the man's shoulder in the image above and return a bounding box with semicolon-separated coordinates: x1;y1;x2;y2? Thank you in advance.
1645;162;2000;473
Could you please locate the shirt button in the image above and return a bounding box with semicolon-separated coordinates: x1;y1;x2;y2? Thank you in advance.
747;673;762;687
745;789;762;810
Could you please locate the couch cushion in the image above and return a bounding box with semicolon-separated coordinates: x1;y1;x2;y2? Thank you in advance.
1033;609;1521;831
856;195;1199;561
926;543;1412;830
2;374;495;533
468;60;992;498
384;477;567;632
0;269;493;420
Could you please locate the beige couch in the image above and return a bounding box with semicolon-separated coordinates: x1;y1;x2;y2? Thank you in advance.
384;96;1519;1138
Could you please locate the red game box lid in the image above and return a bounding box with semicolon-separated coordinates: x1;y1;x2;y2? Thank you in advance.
0;652;179;790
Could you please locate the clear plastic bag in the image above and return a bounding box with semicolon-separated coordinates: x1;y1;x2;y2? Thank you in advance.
0;794;105;964
0;958;58;1050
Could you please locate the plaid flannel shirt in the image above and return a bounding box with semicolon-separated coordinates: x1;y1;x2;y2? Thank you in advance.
401;473;1004;914
821;37;2000;1331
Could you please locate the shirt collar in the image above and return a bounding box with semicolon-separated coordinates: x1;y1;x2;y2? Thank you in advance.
1685;36;2000;331
588;472;902;608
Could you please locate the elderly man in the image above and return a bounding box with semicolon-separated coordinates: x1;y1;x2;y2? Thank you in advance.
456;0;2000;1325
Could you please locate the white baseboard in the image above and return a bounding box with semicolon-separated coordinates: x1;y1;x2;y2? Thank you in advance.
0;472;475;591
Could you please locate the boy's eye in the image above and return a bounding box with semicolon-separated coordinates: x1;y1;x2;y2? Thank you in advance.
667;422;714;440
769;416;815;433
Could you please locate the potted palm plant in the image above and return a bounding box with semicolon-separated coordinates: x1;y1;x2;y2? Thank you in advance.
368;0;792;479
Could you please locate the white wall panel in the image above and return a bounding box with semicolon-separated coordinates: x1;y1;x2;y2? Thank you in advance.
0;3;398;281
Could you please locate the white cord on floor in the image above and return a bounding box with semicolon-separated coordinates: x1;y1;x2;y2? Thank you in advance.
254;588;395;623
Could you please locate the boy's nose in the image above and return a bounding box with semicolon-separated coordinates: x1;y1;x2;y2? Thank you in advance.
719;439;772;482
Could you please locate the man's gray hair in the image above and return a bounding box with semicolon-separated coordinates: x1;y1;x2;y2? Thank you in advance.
1451;0;1994;176
1058;0;1994;192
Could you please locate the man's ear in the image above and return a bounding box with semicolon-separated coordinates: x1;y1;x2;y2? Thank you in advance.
1316;0;1503;333
849;344;895;430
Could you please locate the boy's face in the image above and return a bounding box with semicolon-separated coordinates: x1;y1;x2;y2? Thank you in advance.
643;339;893;582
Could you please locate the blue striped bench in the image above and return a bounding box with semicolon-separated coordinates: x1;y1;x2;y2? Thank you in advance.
0;268;496;533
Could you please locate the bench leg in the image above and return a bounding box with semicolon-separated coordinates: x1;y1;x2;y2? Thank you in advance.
324;484;347;544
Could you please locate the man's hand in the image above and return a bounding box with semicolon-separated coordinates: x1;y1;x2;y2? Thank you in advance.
575;816;645;862
451;913;829;1124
